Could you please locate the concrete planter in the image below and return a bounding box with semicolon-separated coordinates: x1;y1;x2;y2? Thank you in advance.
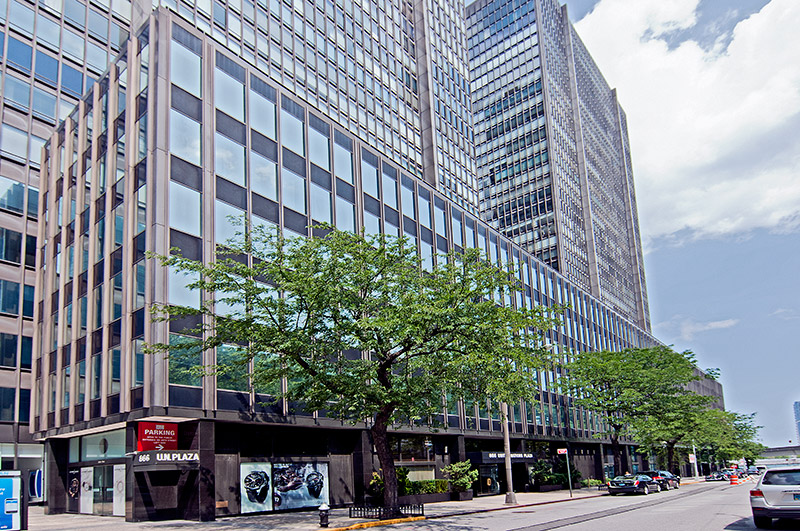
397;492;451;504
450;489;474;501
537;484;563;492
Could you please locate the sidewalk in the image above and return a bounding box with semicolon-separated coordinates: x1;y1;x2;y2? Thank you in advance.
29;478;715;531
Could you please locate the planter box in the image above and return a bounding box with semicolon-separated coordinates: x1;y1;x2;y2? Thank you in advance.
398;492;451;505
538;484;563;492
450;490;474;501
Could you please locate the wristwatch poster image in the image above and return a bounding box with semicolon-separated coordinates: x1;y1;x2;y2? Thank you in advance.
240;463;273;513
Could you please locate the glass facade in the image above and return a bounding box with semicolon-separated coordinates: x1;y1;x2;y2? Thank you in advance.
467;0;650;330
34;14;656;442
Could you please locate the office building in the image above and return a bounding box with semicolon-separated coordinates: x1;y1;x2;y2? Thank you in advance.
467;0;650;330
29;7;700;520
0;0;138;497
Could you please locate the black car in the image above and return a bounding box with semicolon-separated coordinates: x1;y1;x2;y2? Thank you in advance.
640;470;680;490
607;474;660;495
706;471;727;481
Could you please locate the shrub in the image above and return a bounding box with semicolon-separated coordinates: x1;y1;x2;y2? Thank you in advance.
581;478;605;487
367;471;384;498
442;460;479;492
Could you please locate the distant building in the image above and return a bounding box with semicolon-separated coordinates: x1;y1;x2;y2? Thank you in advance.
466;0;650;331
794;401;800;442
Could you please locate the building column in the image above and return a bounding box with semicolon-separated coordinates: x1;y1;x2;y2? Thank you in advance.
352;430;373;503
595;443;605;480
197;420;215;522
44;438;68;515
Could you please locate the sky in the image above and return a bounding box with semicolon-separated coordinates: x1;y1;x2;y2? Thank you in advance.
560;0;800;447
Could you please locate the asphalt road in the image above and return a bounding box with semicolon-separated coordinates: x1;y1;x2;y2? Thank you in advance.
393;482;800;531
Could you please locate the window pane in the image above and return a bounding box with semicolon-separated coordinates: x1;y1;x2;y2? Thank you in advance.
251;90;276;139
168;267;199;308
4;75;30;110
310;184;331;223
251;150;277;200
171;41;202;97
0;175;25;213
0;280;19;315
32;87;57;120
361;159;379;198
216;345;247;391
215;133;246;186
0;229;22;263
215;199;244;246
170;109;202;165
333;143;353;184
169;334;201;386
0;333;17;368
382;171;397;209
280;109;304;156
281;167;306;214
335;196;355;233
169;181;201;236
364;211;380;237
215;68;244;121
34;51;59;85
7;37;32;73
308;128;329;171
0;125;28;161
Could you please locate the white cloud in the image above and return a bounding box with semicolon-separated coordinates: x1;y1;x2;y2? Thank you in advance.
657;315;740;341
770;308;800;321
574;0;800;247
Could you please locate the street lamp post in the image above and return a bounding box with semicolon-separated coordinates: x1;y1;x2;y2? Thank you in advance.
501;402;517;505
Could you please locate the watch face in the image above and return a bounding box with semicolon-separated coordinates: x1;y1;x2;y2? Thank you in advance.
244;471;270;504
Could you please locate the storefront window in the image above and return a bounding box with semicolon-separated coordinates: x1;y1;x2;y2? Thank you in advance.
80;429;125;461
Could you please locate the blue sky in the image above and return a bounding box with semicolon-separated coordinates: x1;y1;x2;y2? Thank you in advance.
561;0;800;447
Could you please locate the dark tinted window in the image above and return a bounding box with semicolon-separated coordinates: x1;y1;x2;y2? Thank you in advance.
763;470;800;485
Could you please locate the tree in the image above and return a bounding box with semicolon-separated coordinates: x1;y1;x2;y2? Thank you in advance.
565;346;702;477
631;390;716;474
693;410;765;468
150;225;559;514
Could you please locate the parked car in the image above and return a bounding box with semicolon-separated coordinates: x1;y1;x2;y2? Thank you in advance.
706;472;727;481
640;470;680;490
750;466;800;528
607;474;660;495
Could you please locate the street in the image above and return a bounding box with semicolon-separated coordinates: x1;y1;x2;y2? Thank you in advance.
393;482;800;531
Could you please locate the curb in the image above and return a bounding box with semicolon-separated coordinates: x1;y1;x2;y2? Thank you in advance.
328;493;607;530
328;516;426;531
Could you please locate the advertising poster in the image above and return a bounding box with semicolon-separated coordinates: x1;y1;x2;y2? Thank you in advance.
240;463;272;514
272;463;329;510
79;467;93;514
0;472;20;531
112;465;126;516
67;469;81;513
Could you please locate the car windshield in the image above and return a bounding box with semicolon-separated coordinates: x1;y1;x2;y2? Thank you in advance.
762;470;800;485
613;475;634;480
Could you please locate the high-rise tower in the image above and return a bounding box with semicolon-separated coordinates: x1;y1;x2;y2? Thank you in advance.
467;0;650;330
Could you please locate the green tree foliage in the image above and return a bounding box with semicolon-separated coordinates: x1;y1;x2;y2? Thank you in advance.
631;391;716;474
150;226;559;513
693;410;766;467
565;346;702;476
441;460;479;492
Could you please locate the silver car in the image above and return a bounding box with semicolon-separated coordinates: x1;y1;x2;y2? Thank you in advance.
750;467;800;528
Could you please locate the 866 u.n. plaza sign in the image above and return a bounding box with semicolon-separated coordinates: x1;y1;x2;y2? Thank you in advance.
133;451;200;466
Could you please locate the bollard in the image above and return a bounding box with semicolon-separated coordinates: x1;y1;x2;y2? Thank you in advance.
319;503;330;528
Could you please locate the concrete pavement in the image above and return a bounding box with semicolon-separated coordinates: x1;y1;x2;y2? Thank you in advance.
27;477;724;531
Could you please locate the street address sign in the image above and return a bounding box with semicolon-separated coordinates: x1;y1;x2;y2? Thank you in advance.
557;448;568;455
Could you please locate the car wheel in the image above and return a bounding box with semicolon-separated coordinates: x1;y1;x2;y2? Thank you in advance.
753;516;772;529
654;484;661;492
664;482;671;491
642;485;649;495
674;482;679;489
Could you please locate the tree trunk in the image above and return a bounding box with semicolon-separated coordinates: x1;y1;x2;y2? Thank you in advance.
610;431;625;477
666;442;676;474
370;404;402;517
